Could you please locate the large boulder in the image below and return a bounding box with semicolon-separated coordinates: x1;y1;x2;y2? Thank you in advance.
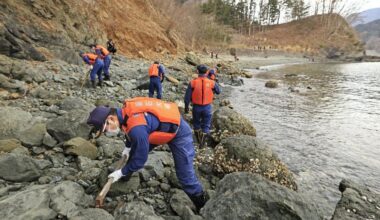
265;80;279;88
115;201;164;220
185;52;201;66
170;189;196;218
16;123;46;147
139;151;173;181
96;136;124;158
46;110;92;142
212;107;256;142
0;181;92;219
63;137;98;159
59;96;95;112
211;135;297;190
0;139;22;152
201;172;321;220
0;153;41;182
331;179;380;220
70;208;115;220
0;107;32;139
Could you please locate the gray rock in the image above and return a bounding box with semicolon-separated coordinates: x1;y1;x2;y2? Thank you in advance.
160;183;171;192
170;189;196;217
63;137;98;159
331;179;380;220
76;156;103;181
211;135;297;190
96;136;124;158
0;153;41;182
46;110;92;143
60;96;95;112
43;132;57;148
0;181;92;219
0;138;22;152
139;151;173;181
185;52;200;66
212;107;256;142
16;123;46;147
10;145;30;155
0;107;32;139
115;201;164;220
265;80;279;88
70;208;115;220
201;172;322;220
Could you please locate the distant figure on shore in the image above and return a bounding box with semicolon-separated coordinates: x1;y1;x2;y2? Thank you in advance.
148;61;165;99
210;51;214;58
107;39;117;55
215;53;218;59
79;51;104;88
234;55;239;61
90;44;112;81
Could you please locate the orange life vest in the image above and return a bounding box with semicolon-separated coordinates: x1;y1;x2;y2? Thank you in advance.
148;64;159;77
83;53;98;65
96;45;110;56
121;97;181;145
191;77;215;105
206;68;217;80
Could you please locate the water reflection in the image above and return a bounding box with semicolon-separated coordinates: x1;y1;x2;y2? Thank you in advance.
231;62;380;217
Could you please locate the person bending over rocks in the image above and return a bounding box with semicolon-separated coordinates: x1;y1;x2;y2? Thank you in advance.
87;97;207;210
79;51;104;88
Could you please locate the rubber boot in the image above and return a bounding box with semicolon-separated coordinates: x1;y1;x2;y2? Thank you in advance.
194;129;202;144
97;80;103;88
91;80;96;88
199;132;208;149
104;75;110;81
189;191;208;212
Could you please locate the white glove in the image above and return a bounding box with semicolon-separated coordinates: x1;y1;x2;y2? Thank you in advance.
122;147;131;157
89;65;93;70
108;169;123;183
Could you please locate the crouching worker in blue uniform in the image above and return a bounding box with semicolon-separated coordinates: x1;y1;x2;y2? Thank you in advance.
184;65;221;148
79;51;104;88
87;97;207;210
148;61;165;99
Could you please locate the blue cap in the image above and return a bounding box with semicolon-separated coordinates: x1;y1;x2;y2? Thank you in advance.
87;106;111;130
197;64;208;74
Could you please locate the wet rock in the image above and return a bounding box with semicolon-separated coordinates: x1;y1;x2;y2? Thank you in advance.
0;138;22;152
265;80;279;88
0;153;41;182
96;136;124;158
210;135;297;190
70;208;115;220
170;189;196;217
46;110;92;142
185;52;200;66
331;179;380;220
212;107;256;142
0;107;32;139
201;172;321;220
16;123;46;147
115;201;164;220
63;137;98;159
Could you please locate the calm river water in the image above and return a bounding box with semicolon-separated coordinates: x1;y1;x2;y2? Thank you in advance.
231;62;380;217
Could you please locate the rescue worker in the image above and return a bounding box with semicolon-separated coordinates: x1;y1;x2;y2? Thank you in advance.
206;66;218;81
86;97;207;210
106;39;117;54
148;61;165;99
90;44;112;81
184;65;221;148
79;51;104;88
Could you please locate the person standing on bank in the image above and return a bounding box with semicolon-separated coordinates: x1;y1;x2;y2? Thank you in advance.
90;44;112;81
86;97;207;210
184;65;221;148
148;61;165;99
79;51;104;88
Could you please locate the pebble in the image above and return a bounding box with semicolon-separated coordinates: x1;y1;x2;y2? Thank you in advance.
143;197;155;204
160;183;171;192
77;179;90;188
147;180;160;187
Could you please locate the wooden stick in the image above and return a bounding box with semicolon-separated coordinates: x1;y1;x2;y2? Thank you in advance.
95;155;128;208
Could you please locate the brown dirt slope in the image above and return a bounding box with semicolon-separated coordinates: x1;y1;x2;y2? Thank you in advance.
240;14;363;56
0;0;183;63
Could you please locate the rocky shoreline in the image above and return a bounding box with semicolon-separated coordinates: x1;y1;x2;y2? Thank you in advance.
0;53;379;220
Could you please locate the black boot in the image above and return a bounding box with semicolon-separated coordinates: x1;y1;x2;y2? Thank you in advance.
199;132;208;149
189;192;208;212
104;75;110;81
97;80;103;87
194;129;202;144
91;80;96;88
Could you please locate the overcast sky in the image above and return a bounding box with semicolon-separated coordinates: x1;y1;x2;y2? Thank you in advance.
360;0;380;11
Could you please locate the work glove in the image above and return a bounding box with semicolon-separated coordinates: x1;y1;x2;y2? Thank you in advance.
89;65;93;70
185;106;189;114
122;147;131;157
108;169;123;183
